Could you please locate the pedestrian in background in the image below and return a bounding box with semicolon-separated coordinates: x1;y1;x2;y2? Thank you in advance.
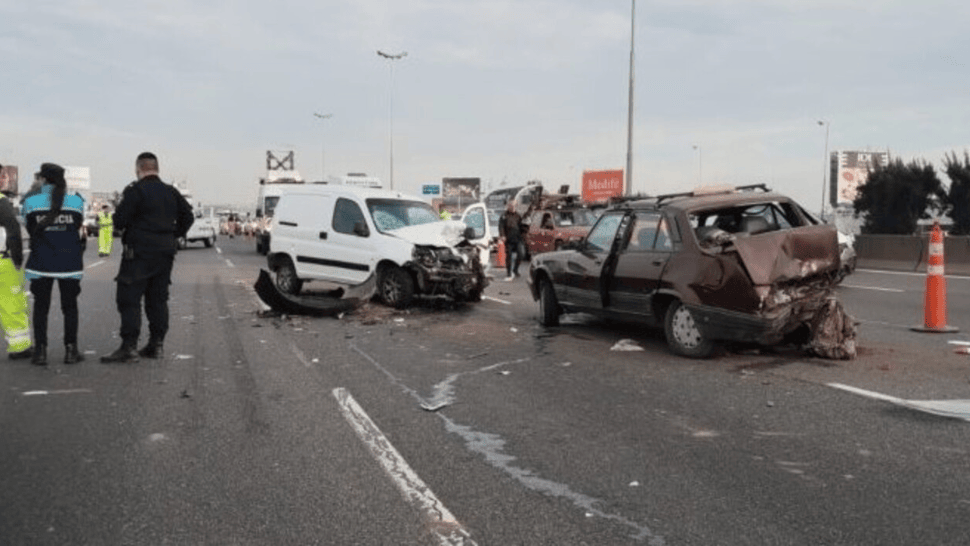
498;200;524;281
21;163;87;365
97;204;113;257
101;152;193;363
0;163;33;360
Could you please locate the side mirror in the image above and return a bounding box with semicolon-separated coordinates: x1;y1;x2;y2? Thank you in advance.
353;221;370;237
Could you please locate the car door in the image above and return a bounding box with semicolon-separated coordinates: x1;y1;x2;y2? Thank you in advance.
275;193;332;280
459;203;491;268
606;212;671;321
316;196;376;284
563;211;627;310
530;212;554;254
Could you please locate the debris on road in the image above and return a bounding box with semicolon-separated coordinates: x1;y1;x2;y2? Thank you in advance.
610;339;645;352
806;297;857;360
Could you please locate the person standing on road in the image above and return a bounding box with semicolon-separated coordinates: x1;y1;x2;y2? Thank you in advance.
0;163;33;360
21;163;87;366
97;204;113;257
498;200;524;281
101;152;193;363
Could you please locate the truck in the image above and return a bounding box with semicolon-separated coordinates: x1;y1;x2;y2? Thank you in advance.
255;150;305;255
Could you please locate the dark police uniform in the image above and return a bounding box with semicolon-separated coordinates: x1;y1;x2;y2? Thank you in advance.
111;174;193;353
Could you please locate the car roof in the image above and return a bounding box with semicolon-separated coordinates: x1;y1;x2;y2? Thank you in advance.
280;184;426;202
606;184;796;214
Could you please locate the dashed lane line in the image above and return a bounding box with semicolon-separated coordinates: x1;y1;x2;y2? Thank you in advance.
333;387;477;546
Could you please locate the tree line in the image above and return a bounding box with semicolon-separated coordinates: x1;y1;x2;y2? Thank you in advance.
853;151;970;234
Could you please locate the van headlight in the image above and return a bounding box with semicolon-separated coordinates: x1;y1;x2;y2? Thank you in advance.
413;246;437;267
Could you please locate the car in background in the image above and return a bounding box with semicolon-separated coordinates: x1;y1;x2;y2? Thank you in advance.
523;207;597;257
528;184;846;358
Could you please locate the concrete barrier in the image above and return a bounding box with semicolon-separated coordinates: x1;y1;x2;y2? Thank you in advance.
855;234;970;276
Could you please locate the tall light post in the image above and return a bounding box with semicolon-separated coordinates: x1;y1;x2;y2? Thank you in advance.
377;50;407;190
313;112;332;181
817;119;830;219
692;144;702;185
625;0;636;196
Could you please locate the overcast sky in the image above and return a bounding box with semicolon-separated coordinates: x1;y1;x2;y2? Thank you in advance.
1;1;968;211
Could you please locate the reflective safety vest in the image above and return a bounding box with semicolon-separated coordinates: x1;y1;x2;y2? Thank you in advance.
98;211;113;228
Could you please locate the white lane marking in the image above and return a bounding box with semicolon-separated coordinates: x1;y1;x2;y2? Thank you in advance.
86;260;105;269
483;295;511;305
291;344;311;368
828;383;970;421
225;259;235;268
22;389;94;396
857;268;970;280
216;247;222;254
948;341;970;346
333;388;477;546
841;284;904;293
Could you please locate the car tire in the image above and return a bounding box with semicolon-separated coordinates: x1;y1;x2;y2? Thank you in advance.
663;300;715;358
204;236;215;248
378;266;415;309
275;259;303;296
538;278;560;327
177;236;187;250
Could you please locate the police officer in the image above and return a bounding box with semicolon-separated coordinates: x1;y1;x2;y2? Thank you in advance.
101;152;193;363
0;163;33;360
97;204;113;257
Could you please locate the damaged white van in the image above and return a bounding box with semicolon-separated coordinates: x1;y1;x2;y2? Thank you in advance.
267;185;490;308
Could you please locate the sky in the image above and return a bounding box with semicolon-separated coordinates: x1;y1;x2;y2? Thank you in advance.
1;0;968;213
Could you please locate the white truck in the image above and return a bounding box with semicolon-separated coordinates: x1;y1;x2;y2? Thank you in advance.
174;186;217;249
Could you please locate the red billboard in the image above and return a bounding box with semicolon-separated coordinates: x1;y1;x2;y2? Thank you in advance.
582;170;623;203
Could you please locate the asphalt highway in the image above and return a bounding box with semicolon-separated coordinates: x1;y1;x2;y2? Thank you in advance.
2;236;970;545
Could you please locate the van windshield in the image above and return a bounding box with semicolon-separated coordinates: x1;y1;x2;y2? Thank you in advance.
367;199;440;232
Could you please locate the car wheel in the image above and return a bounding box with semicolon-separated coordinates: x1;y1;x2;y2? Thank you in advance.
378;266;415;309
663;300;714;358
177;236;187;250
275;259;303;296
204;236;215;248
538;278;561;327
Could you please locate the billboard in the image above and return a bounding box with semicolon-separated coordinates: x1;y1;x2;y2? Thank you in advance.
0;165;19;195
829;150;890;205
582;170;624;203
441;177;480;210
65;166;91;191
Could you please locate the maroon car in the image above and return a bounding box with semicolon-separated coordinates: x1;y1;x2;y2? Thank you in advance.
527;184;853;358
523;207;597;257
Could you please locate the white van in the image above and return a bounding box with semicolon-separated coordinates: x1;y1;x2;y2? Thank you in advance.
267;185;491;308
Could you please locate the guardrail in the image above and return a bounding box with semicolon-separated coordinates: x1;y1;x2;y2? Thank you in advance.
856;234;970;276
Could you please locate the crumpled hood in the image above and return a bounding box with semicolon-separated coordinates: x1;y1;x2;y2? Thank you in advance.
388;220;468;247
732;224;839;285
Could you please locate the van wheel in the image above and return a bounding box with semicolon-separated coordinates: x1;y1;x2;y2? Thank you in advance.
204;236;215;248
664;301;714;358
275;259;303;296
177;237;187;250
538;278;560;327
378;266;414;309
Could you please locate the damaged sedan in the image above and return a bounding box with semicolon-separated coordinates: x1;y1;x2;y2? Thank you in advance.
528;184;855;359
266;185;490;309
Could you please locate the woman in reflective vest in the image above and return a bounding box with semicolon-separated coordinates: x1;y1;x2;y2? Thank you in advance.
0;163;33;359
98;204;113;257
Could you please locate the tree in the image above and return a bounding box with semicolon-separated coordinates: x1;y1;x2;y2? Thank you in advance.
944;151;970;235
853;158;947;234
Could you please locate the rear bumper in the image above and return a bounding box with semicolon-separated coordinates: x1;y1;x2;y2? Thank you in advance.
688;290;831;345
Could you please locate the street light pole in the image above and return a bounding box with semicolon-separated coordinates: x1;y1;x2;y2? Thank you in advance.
817;119;830;219
625;0;636;196
377;50;407;190
692;144;702;185
313;112;332;181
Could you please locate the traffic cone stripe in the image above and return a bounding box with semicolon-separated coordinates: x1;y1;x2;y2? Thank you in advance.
928;265;944;276
930;242;944;255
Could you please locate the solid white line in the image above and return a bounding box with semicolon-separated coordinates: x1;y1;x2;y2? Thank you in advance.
332;388;477;545
483;295;511;305
841;284;904;293
828;383;904;403
86;260;105;269
22;389;94;396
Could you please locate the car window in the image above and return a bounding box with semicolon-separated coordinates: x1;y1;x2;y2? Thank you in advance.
463;207;486;239
333;198;367;236
366;198;439;232
585;213;624;252
626;213;661;251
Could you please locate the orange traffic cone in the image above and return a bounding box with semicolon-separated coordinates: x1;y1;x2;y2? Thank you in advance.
496;238;506;268
912;221;958;333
